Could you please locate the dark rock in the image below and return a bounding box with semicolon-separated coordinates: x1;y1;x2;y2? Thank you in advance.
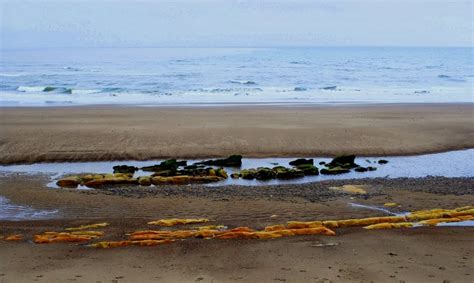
354;167;368;172
113;165;138;174
196;155;242;167
184;164;204;170
141;159;187;172
326;155;358;169
378;159;389;164
319;161;326;165
289;158;314;166
255;167;276;180
367;166;377;171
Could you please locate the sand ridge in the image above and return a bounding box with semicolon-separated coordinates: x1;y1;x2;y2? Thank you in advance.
0;104;473;164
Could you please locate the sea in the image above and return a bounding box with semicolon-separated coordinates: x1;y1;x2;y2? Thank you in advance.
0;47;472;106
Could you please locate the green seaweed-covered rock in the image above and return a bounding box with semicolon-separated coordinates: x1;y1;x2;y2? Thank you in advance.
230;173;241;179
320;166;351;175
272;166;305;179
216;167;228;178
296;164;319;175
289;158;314;166
138;176;152;186
255;167;276;180
240;169;257;180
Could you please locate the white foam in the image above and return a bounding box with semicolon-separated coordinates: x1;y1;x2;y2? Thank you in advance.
16;86;46;92
2;85;472;106
0;196;58;221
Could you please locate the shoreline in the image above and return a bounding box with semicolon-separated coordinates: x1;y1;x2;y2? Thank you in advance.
1;103;473;164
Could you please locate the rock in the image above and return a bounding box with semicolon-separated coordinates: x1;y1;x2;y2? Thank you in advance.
255;167;276;180
326;154;359;169
141;159;187;172
56;177;80;188
320;167;351;175
230;173;240;179
195;155;242;167
273;167;305;179
84;177;138;188
367;166;377;171
354;167;368;172
151;170;175;177
183;164;204;170
138;176;152;186
289;158;314;166
296;164;319;175
112;165;138;174
80;174;106;183
113;172;134;179
240;169;257;180
319;161;326;165
216;168;228;178
151;175;223;185
378;159;389;164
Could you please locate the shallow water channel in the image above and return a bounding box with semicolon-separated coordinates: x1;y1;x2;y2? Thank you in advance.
0;149;472;188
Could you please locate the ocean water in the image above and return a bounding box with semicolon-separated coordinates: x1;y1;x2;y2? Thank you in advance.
0;47;472;106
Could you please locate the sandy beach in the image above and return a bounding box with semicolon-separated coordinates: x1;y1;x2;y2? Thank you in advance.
2;2;473;281
0;174;473;282
1;104;473;164
1;104;473;282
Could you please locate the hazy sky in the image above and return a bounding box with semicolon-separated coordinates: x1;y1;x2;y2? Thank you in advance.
1;0;472;49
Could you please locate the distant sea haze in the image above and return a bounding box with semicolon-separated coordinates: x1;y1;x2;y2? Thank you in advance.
0;47;472;106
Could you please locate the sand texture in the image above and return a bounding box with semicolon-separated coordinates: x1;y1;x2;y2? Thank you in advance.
0;104;473;164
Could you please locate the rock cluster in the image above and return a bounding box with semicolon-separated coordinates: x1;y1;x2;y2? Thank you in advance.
56;158;230;188
232;158;318;180
56;154;388;188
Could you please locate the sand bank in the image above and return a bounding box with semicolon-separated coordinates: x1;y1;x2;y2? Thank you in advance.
0;104;473;164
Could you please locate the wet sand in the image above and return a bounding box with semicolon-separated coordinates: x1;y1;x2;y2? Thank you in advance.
0;174;473;282
1;228;472;283
1;103;473;164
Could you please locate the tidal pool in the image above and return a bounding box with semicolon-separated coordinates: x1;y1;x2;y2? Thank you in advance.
0;149;472;188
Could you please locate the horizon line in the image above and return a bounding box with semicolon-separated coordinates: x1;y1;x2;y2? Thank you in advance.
2;45;473;51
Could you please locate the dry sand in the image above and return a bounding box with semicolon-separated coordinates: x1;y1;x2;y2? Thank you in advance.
1;103;473;164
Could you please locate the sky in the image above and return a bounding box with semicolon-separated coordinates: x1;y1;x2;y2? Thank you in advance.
1;0;472;49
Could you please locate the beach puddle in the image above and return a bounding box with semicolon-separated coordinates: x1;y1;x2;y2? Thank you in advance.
0;149;472;188
349;203;405;216
0;196;58;221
